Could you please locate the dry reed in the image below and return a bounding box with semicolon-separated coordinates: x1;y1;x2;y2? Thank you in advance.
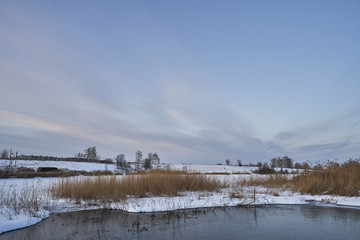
0;183;47;219
237;175;290;188
51;170;227;202
237;160;360;197
292;160;360;196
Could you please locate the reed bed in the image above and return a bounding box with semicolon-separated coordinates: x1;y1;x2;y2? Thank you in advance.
237;160;360;197
292;160;360;196
51;170;227;202
238;175;291;188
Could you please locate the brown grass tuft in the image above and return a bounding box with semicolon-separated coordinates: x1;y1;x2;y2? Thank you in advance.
51;170;227;202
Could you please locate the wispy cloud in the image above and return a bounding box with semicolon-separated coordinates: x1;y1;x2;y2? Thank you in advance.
1;1;359;163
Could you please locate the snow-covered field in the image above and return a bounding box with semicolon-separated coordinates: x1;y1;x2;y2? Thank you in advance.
0;159;116;172
169;164;258;173
0;160;301;174
169;164;301;174
0;161;359;235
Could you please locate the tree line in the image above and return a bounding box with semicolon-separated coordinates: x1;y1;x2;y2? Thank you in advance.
224;156;312;171
1;147;161;170
75;147;161;171
115;150;160;171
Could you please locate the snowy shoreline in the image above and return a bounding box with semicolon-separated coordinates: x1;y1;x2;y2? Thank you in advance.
1;163;360;235
1;194;359;236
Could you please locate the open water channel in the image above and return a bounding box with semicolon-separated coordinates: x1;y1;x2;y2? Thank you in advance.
0;204;359;239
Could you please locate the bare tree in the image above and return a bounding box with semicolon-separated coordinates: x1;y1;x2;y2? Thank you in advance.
271;157;280;168
147;152;154;163
75;152;85;158
283;156;293;168
1;149;9;159
115;154;127;171
153;153;160;165
136;150;142;171
237;159;242;167
143;158;152;170
294;162;302;170
84;146;99;161
271;156;293;169
225;159;230;166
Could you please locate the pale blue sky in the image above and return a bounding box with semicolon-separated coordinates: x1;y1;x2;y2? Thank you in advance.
1;1;359;164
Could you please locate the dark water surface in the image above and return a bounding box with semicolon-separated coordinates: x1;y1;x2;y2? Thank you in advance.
1;205;359;240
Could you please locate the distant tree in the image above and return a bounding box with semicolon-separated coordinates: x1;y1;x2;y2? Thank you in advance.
254;162;275;174
115;154;127;170
75;152;86;158
283;156;293;168
144;152;160;166
143;157;152;170
271;157;279;168
147;152;154;164
84;146;99;161
237;159;242;167
1;149;9;159
294;162;302;170
257;162;263;168
271;156;293;168
153;153;160;165
75;147;99;161
263;162;269;169
225;159;230;166
136;150;143;170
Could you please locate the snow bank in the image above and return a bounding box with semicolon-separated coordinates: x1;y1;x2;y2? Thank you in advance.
0;212;49;235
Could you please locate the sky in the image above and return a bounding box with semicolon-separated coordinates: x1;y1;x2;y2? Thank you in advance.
1;0;359;164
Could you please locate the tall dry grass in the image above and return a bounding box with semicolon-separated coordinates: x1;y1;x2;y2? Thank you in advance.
0;183;47;219
51;170;227;202
237;160;360;197
238;175;291;188
293;160;360;196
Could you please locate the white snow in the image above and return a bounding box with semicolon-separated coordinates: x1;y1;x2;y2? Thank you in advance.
0;212;48;235
169;164;303;174
0;162;359;235
169;164;258;174
0;159;115;172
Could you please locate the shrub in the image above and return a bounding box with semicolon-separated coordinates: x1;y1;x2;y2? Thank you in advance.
253;164;276;174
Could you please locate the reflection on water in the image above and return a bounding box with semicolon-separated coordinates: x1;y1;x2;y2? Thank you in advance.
1;205;359;240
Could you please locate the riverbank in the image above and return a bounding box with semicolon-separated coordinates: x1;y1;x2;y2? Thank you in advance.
1;172;360;235
2;205;360;240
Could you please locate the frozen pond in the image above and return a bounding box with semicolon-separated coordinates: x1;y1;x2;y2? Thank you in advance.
1;205;359;239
